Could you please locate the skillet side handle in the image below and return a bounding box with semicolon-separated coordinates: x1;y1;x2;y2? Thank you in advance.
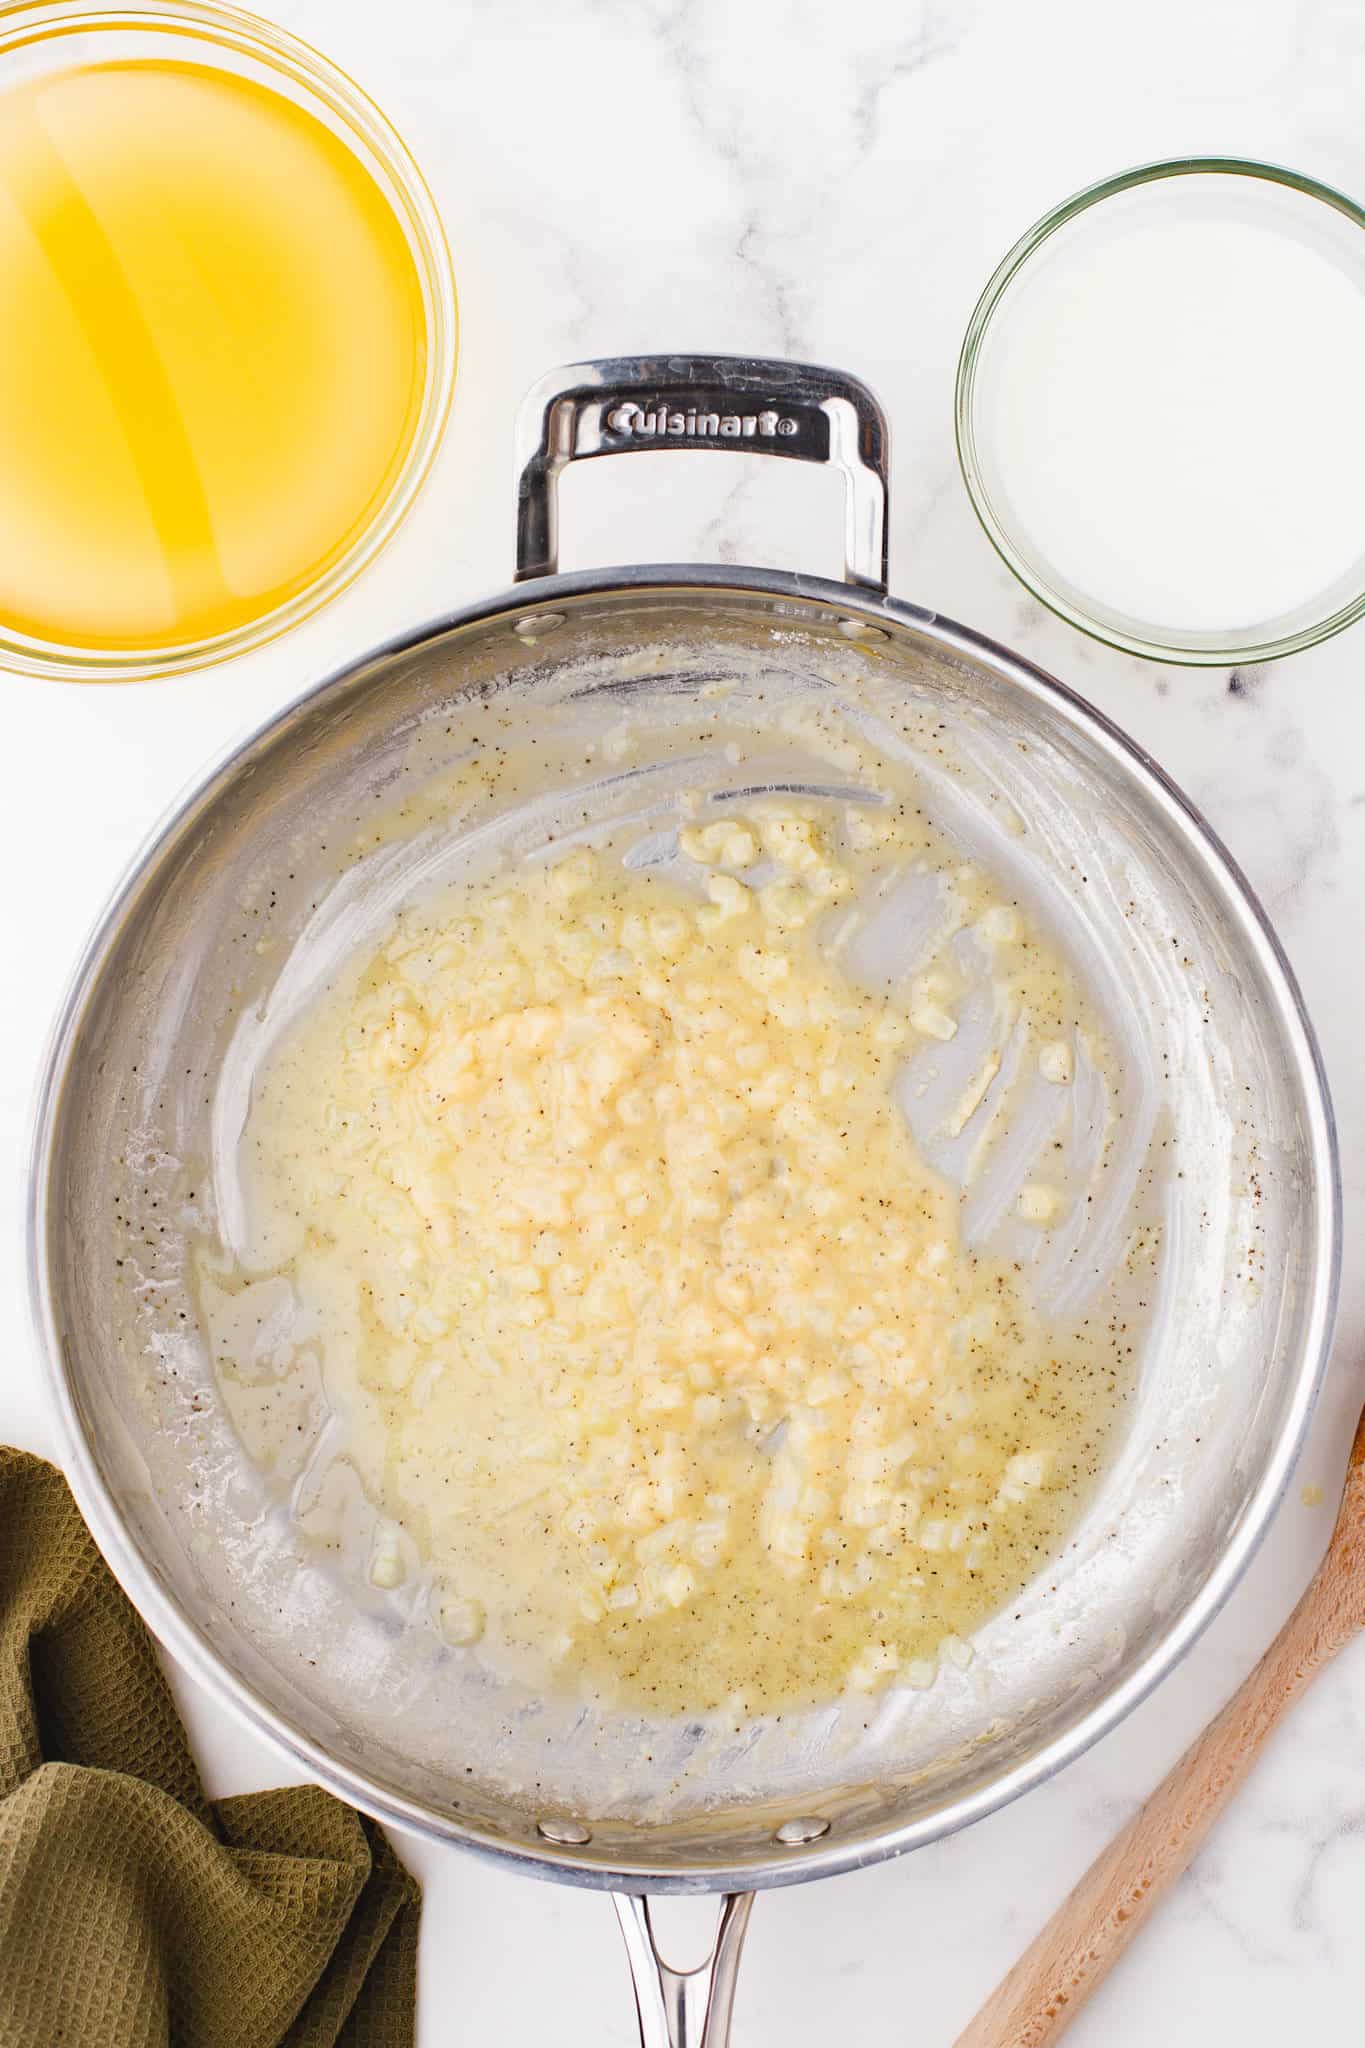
514;354;889;593
612;1891;755;2048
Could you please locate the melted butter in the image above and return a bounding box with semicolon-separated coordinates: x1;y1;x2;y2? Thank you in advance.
221;803;1127;1716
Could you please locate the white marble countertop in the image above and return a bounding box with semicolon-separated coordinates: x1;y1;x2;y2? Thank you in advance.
4;0;1365;2039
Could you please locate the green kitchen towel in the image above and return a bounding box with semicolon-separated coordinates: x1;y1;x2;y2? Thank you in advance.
0;1448;420;2048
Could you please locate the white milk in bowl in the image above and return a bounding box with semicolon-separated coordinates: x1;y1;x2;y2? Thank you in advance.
959;164;1365;661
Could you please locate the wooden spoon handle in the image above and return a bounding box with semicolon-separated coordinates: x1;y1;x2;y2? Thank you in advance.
954;1558;1357;2048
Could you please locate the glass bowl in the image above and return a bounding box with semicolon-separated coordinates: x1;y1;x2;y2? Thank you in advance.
0;1;457;681
955;158;1365;666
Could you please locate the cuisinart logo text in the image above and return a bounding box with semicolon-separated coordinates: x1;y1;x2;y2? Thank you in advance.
605;399;800;442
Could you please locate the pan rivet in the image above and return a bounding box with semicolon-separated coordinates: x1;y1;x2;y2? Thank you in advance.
774;1815;830;1845
836;617;889;642
513;611;567;640
537;1816;592;1845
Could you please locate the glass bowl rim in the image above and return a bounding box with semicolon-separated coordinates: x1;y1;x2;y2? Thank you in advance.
0;0;457;682
954;154;1365;668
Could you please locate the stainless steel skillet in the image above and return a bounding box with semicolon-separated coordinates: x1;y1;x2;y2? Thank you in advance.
29;355;1339;2044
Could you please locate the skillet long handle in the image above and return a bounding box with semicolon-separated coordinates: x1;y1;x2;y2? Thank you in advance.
954;1555;1357;2048
614;1891;754;2048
